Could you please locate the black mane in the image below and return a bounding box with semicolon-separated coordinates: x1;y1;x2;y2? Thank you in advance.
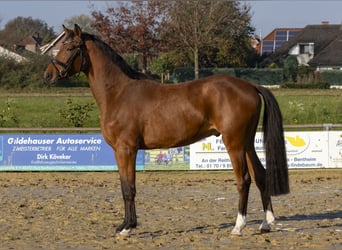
81;33;150;80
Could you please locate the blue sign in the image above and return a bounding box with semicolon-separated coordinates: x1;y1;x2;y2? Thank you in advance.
0;134;144;171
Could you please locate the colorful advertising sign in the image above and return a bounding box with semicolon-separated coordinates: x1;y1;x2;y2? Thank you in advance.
189;135;233;170
190;131;342;170
0;134;144;171
143;147;189;170
0;131;340;171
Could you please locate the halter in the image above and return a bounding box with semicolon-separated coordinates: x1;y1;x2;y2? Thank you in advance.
50;40;85;79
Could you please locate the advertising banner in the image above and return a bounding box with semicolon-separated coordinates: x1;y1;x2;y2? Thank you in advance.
189;135;234;170
0;131;340;171
143;147;190;170
328;131;342;167
0;134;144;171
190;131;342;170
285;131;327;168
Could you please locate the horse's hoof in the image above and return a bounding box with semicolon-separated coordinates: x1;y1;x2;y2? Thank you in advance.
116;228;131;238
259;228;271;234
259;222;272;233
230;228;243;236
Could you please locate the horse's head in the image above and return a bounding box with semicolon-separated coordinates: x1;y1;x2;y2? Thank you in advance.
44;24;86;84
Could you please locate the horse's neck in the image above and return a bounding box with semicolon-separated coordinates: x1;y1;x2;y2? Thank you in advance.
84;41;129;110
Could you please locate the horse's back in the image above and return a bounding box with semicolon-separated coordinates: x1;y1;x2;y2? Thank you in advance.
178;74;261;117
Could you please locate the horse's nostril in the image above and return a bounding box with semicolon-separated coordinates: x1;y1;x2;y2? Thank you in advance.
44;71;52;81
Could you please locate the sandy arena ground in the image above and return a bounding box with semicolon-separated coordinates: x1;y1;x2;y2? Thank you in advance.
0;169;341;249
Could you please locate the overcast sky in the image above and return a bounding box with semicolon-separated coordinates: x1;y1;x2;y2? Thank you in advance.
1;1;342;38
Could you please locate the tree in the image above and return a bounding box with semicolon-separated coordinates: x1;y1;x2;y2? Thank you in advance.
63;14;98;34
92;0;168;72
163;0;254;79
0;17;55;49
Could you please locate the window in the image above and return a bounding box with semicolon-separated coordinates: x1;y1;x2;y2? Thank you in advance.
299;43;314;55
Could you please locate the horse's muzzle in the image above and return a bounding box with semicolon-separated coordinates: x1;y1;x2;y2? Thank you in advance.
44;66;59;85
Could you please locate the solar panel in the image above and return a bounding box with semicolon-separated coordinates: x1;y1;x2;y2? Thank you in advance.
262;41;275;53
261;29;301;55
275;40;285;47
275;31;287;40
288;31;300;38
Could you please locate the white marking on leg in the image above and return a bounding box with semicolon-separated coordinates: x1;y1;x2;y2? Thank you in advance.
231;213;246;235
119;228;131;237
259;209;275;232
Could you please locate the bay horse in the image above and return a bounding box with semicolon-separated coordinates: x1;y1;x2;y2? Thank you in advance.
44;24;289;236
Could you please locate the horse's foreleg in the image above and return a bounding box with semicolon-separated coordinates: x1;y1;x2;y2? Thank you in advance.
246;150;275;233
114;147;137;236
228;148;251;236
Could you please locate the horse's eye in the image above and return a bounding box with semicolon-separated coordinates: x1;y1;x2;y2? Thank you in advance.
67;46;74;51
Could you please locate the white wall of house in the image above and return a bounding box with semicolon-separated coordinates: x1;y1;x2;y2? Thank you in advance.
288;43;314;65
297;54;313;65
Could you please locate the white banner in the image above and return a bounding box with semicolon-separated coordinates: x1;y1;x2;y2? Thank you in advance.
329;131;342;167
190;131;342;169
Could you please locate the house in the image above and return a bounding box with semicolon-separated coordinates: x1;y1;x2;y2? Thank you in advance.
0;46;28;63
308;32;342;70
270;22;342;70
259;28;302;55
40;31;65;57
15;32;42;53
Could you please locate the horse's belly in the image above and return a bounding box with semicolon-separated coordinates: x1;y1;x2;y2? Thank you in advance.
141;125;219;149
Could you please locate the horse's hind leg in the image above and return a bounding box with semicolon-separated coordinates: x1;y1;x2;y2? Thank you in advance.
227;146;251;236
246;149;275;232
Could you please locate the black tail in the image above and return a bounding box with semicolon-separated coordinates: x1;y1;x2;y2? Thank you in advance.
257;86;290;196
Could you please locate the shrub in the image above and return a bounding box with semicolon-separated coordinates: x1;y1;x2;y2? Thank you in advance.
297;65;315;83
0;97;19;127
59;98;95;127
0;54;50;89
283;55;298;82
0;54;89;90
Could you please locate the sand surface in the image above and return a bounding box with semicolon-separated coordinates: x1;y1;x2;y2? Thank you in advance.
0;169;341;249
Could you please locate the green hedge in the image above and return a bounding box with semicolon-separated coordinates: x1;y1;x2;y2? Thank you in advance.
172;68;342;86
234;68;284;85
281;82;330;89
320;70;342;86
171;67;284;85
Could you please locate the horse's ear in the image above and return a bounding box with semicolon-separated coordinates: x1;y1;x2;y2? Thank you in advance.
74;24;82;37
63;25;69;33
